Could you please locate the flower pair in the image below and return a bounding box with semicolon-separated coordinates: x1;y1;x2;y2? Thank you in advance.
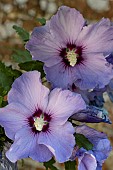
0;71;111;169
0;5;113;169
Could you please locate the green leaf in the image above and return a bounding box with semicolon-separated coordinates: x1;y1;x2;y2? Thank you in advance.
13;25;29;42
64;160;76;170
0;71;13;91
0;87;7;96
43;158;58;170
0;61;21;92
75;133;93;151
0;96;3;107
37;18;46;25
12;49;32;63
6;66;22;79
19;61;45;78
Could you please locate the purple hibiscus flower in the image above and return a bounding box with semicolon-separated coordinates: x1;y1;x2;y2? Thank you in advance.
71;125;112;170
0;71;86;163
26;6;113;90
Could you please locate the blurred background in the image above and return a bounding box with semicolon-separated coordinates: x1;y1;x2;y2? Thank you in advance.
0;0;113;169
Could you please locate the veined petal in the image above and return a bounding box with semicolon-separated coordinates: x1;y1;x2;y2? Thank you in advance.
0;103;30;140
29;144;53;162
78;153;97;170
44;63;80;89
6;127;53;163
76;18;113;53
46;88;86;125
75;125;107;143
38;122;75;163
74;53;113;90
6;127;36;163
26;24;62;67
8;71;49;112
50;6;86;43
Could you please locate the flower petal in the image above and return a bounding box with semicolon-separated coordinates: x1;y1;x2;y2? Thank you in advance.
6;127;52;163
74;53;113;90
6;127;35;163
38;122;75;163
46;88;86;125
44;63;80;89
8;71;49;112
26;24;62;67
94;139;112;162
76;18;113;53
78;153;97;170
29;144;53;162
0;103;30;140
75;125;107;143
50;6;85;43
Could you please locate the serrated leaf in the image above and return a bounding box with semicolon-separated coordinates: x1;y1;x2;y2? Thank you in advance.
13;25;29;42
75;133;93;151
64;160;76;170
12;49;32;63
0;62;21;92
0;72;13;91
43;158;58;170
37;18;46;25
19;61;45;78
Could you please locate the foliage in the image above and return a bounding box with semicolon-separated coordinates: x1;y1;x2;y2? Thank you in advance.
13;25;29;42
43;158;59;170
37;18;46;25
19;61;45;78
64;160;76;170
12;49;32;63
75;133;93;151
0;62;21;92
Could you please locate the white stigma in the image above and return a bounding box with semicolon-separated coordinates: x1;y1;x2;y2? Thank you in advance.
66;49;78;66
34;114;47;131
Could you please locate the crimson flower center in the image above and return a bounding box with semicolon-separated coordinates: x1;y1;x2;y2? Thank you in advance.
34;114;48;131
59;44;83;67
28;109;51;133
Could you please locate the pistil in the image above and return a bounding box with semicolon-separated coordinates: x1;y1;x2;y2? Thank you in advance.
34;114;48;131
66;48;78;66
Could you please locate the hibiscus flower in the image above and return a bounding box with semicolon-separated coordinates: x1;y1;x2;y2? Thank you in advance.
26;6;113;90
0;71;86;163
